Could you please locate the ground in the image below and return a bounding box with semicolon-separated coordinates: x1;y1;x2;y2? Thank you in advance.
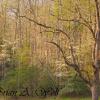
1;97;100;100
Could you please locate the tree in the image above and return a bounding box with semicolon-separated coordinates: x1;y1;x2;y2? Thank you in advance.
18;0;100;100
1;0;100;99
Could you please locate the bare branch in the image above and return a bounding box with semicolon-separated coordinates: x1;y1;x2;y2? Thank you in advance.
20;16;52;29
75;4;96;40
19;15;91;85
48;41;73;67
58;18;95;40
19;15;70;40
48;41;91;86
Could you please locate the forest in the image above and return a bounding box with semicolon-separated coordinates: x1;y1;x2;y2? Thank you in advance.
0;0;100;100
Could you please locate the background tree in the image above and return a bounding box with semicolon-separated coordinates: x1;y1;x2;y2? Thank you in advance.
0;0;100;100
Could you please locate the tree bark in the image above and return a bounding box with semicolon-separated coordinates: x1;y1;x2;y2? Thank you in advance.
91;84;99;100
91;69;99;100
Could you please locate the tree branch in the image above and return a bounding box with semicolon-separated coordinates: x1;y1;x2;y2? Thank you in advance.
19;15;91;86
48;41;91;86
19;15;70;40
58;18;95;40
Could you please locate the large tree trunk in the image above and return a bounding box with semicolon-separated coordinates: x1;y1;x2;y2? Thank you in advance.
91;69;99;100
93;31;100;100
91;84;99;100
93;0;100;99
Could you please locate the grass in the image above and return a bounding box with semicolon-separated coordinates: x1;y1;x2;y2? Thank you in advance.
30;97;99;100
19;97;98;100
1;96;100;100
30;97;100;100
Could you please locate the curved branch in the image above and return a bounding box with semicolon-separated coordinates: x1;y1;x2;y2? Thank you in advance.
19;15;91;86
58;18;95;40
48;41;91;86
19;15;70;40
48;41;73;67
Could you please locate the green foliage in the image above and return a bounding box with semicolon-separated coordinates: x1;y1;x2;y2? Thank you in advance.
0;64;58;97
16;45;31;67
58;74;90;97
38;68;57;91
0;66;40;90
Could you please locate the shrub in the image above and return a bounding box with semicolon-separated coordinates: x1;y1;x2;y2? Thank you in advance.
36;65;59;97
0;64;58;97
58;74;90;97
0;66;40;90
